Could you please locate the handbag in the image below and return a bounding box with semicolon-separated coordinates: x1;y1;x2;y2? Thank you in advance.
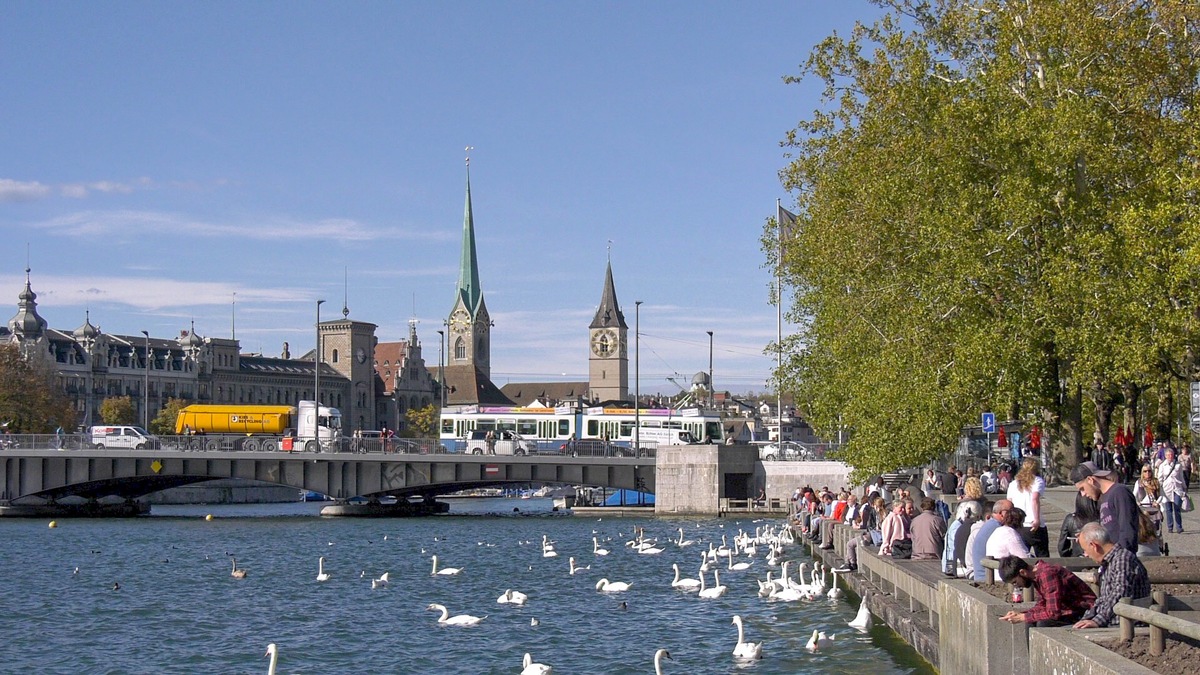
1183;495;1194;513
890;538;913;559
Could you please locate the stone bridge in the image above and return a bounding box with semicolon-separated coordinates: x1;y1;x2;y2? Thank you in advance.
0;448;656;504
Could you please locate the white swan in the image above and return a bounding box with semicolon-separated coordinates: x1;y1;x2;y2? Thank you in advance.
595;578;631;592
316;556;330;582
426;603;485;626
521;652;552;675
264;643;278;675
654;648;672;675
431;555;462;576
231;557;247;579
849;592;873;632
676;527;694;547
698;568;727;599
805;629;835;652
542;545;559;558
593;537;609;556
497;589;528;605
827;569;844;599
670;563;701;590
731;615;763;659
727;554;751;572
639;543;665;555
372;572;389;589
768;584;804;602
569;557;590;575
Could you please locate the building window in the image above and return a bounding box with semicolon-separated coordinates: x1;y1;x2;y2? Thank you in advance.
332;349;339;363
454;337;466;360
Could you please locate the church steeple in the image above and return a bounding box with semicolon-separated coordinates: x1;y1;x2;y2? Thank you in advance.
590;261;627;330
455;166;483;317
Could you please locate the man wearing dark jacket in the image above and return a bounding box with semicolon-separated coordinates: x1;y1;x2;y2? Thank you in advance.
1071;461;1139;552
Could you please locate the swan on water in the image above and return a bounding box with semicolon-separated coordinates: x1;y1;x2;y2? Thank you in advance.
670;563;701;590
542;546;559;558
698;569;727;599
593;537;610;556
316;556;330;582
731;615;763;660
653;648;672;675
521;652;553;675
849;592;873;632
231;557;247;579
827;569;844;599
426;603;485;626
372;572;389;589
676;528;694;547
265;643;278;675
497;589;528;605
727;555;751;572
639;543;665;555
805;629;835;652
595;578;632;592
568;557;590;575
431;555;462;576
530;617;540;626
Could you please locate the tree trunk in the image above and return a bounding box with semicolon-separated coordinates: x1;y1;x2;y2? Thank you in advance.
1091;382;1116;446
1154;375;1174;443
1122;382;1141;444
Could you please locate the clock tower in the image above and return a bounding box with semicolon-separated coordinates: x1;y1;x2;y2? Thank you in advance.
446;164;492;381
588;261;628;403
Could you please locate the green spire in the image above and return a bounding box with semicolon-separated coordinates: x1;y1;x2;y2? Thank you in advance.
456;168;483;315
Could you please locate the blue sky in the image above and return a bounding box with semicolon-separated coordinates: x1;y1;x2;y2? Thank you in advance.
0;1;876;396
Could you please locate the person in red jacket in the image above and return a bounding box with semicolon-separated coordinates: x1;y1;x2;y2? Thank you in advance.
998;556;1096;627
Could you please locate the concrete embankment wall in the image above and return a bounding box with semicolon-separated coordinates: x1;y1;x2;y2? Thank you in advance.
655;444;852;514
814;520;1170;674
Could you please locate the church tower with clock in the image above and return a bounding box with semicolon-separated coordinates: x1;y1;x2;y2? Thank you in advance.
588;260;629;403
440;163;511;406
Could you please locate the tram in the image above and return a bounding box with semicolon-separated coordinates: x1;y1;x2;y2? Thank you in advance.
439;404;724;447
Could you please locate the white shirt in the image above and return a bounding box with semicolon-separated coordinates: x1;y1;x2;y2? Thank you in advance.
1007;476;1046;528
985;525;1030;559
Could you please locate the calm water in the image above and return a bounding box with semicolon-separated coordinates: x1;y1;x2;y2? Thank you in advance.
2;499;935;674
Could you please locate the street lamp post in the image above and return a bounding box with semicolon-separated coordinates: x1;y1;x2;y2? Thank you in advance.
437;329;445;409
140;330;150;430
635;300;642;451
707;330;714;408
314;300;325;406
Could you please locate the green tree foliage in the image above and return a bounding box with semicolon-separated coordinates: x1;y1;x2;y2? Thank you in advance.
99;396;136;426
773;1;1200;479
150;398;190;435
405;404;440;438
0;344;76;433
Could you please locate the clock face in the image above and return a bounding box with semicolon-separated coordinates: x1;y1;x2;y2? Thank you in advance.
355;347;367;364
591;329;617;357
450;310;470;332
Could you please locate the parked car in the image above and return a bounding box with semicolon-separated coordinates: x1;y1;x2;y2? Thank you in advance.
560;438;636;458
758;441;809;461
465;430;537;456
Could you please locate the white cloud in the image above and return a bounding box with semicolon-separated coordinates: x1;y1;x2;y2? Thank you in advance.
60;180;140;198
0;273;307;312
0;179;53;203
27;209;452;243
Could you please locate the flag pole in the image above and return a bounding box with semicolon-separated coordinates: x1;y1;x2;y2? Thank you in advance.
776;198;784;442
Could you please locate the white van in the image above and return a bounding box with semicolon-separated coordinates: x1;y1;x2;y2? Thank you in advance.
90;426;159;450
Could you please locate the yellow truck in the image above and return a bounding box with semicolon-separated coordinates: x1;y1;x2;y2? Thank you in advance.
174;400;342;452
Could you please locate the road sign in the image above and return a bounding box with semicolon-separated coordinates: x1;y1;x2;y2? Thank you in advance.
1191;413;1200;433
982;412;996;434
1192;381;1200;414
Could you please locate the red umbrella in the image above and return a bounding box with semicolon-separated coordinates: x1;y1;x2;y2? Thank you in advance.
997;427;1008;447
1114;428;1124;446
1144;423;1154;448
1029;425;1041;450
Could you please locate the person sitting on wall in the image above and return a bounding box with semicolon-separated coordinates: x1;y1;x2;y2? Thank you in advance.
910;497;947;560
968;499;1013;582
998;556;1096;627
1072;522;1151;629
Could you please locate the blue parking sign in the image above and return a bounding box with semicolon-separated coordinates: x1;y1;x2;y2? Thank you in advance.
982;412;996;433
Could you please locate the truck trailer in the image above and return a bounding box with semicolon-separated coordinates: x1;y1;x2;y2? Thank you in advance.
175;400;342;452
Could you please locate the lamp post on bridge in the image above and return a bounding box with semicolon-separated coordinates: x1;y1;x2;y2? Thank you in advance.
707;330;714;408
140;330;149;430
635;300;642;452
315;300;325;406
437;329;445;409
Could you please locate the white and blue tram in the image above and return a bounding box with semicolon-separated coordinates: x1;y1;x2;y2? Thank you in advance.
439;405;724;447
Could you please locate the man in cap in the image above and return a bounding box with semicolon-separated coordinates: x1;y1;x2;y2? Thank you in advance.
1071;460;1139;552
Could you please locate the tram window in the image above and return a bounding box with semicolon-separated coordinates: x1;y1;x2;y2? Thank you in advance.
477;419;497;432
441;419;454;435
587;420;599;436
558;420;570;436
706;422;722;440
619;421;633;438
517;420;537;436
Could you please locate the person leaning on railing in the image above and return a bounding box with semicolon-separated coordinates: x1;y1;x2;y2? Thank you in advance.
998;556;1096;627
1073;522;1150;629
